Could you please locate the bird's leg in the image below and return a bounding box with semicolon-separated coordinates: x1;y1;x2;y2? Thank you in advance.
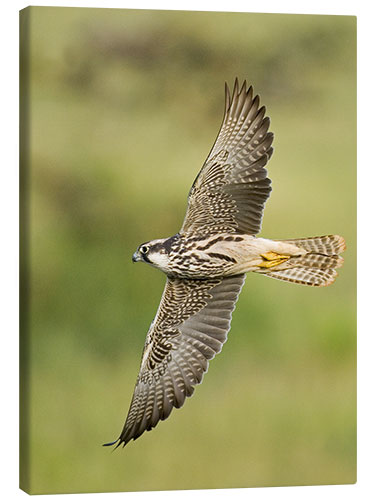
258;251;290;268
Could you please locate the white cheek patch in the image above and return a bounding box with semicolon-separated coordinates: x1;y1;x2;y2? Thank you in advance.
149;252;170;270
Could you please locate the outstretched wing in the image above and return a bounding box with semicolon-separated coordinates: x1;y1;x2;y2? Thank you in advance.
180;79;273;236
106;274;245;448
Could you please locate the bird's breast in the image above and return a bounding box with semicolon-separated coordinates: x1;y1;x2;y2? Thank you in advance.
167;233;257;278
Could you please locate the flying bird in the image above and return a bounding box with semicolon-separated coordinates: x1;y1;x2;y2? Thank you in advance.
104;79;345;449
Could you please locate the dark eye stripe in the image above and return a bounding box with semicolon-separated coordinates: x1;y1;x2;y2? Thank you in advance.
163;234;179;253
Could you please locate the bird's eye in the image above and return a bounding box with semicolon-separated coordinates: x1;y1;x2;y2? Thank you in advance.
140;245;149;255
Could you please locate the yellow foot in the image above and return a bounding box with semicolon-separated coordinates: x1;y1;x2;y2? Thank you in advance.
258;251;290;269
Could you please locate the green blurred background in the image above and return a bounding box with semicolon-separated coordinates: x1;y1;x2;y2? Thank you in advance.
20;6;356;494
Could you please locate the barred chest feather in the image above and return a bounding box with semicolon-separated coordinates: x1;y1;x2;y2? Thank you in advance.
167;234;241;278
145;233;275;279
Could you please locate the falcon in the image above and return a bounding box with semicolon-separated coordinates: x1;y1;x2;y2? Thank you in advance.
104;79;345;449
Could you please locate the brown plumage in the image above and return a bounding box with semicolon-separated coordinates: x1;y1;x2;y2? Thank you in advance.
104;79;345;449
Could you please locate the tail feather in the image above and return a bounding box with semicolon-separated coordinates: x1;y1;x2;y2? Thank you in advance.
288;253;344;270
261;235;345;287
279;234;346;255
266;267;339;287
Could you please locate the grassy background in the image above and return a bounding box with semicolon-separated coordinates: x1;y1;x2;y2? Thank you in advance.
20;6;356;494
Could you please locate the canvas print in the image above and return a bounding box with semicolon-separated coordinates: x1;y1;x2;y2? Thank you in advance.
20;6;356;494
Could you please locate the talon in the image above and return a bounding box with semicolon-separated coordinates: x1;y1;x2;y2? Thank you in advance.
258;251;290;268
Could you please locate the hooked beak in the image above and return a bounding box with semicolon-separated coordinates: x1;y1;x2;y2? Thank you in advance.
132;251;141;263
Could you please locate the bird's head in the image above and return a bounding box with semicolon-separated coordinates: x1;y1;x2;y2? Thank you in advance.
132;235;179;273
132;241;160;264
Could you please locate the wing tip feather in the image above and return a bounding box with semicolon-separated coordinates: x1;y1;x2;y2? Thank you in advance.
224;81;231;112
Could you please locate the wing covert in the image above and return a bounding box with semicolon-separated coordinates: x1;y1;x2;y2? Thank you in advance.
180;79;273;236
108;274;246;448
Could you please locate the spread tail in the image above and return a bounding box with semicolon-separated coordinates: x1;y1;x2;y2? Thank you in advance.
258;235;346;287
